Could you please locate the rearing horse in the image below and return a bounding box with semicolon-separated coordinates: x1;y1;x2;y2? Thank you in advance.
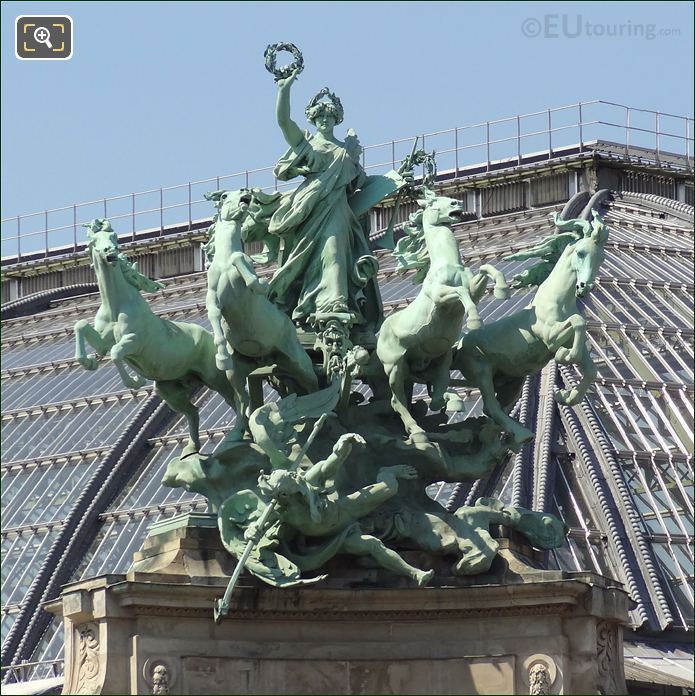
205;189;318;397
74;219;247;456
452;210;609;451
377;189;509;441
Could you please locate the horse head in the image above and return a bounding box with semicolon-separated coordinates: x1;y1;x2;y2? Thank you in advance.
84;218;119;266
417;188;466;227
204;189;253;223
570;209;609;298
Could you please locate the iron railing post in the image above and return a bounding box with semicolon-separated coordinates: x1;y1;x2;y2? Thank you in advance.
486;121;490;172
159;188;164;235
454;127;459;174
655;111;661;163
626;106;631;158
517;115;521;165
547;109;552;158
131;193;136;241
17;215;21;261
188;182;192;229
73;204;77;252
44;210;48;258
578;102;584;150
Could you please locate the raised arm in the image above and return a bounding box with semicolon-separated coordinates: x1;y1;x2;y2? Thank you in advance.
305;433;365;486
276;69;304;149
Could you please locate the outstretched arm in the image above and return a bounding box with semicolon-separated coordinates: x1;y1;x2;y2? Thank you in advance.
304;433;365;486
276;69;303;149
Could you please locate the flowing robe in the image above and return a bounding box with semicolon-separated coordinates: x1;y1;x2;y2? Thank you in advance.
246;133;382;331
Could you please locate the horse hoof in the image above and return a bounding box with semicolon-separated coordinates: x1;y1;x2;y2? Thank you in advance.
429;398;445;411
466;318;482;330
445;397;466;412
494;287;510;300
216;356;234;371
416;569;435;587
511;429;534;451
409;431;430;444
180;443;199;459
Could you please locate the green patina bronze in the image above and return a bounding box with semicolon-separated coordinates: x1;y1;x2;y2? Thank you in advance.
74;219;246;457
205;188;319;402
377;189;509;441
453;209;609;450
74;44;611;609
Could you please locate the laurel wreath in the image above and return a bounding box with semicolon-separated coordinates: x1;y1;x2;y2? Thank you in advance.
264;43;304;82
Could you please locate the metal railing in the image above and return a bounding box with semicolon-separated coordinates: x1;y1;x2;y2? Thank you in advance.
0;659;64;682
2;100;693;264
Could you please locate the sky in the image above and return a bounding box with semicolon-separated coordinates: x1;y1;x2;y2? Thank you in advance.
2;0;693;225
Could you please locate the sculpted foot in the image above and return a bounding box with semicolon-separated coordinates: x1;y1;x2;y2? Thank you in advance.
506;427;534;453
554;347;580;364
554;388;580;406
415;569;435;587
79;356;98;371
466;316;482;330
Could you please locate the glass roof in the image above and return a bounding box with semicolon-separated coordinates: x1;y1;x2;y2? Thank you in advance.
2;192;693;681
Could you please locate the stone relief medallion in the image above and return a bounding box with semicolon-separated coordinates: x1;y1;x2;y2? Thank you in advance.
143;656;178;695
522;653;558;695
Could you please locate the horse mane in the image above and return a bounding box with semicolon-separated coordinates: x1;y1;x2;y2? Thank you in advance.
202;215;218;267
507;232;580;288
116;253;165;293
393;209;429;283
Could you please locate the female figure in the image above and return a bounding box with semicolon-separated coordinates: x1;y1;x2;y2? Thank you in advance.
252;70;383;333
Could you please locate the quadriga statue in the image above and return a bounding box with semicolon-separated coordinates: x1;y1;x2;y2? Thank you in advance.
74;219;247;457
452;209;609;450
376;188;508;442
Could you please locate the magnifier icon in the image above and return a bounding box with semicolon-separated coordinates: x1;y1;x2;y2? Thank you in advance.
33;26;53;49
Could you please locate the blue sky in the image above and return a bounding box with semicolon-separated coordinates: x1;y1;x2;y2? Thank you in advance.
2;1;693;222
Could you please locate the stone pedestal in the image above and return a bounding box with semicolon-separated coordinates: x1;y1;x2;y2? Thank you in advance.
50;514;630;695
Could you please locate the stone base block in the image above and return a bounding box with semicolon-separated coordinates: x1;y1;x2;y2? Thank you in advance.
51;515;629;695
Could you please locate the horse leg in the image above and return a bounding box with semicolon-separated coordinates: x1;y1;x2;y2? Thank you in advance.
478;264;510;300
385;358;427;441
468;272;488;305
494;375;526;412
555;343;597;406
74;320;110;371
342;531;433;585
230;252;266;294
201;357;252;446
156;379;201;457
110;334;148;389
455;277;482;330
275;332;319;394
476;362;533;452
548;315;587;364
428;349;453;411
205;284;234;371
